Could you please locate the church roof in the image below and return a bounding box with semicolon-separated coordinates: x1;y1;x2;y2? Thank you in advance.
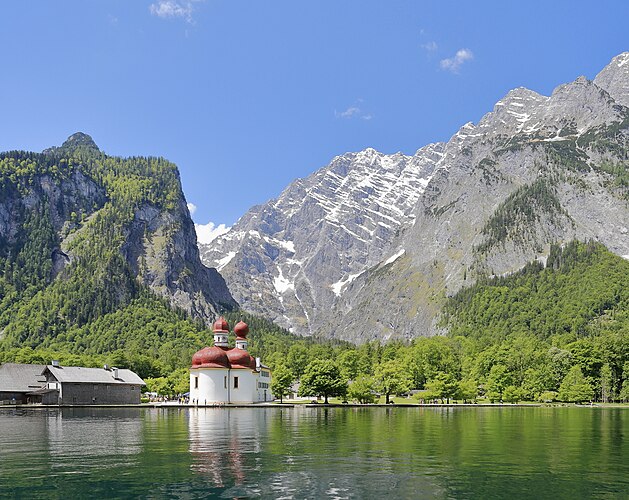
192;346;231;369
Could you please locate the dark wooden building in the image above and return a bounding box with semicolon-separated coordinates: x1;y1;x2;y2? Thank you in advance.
42;365;145;405
0;362;145;405
0;363;51;404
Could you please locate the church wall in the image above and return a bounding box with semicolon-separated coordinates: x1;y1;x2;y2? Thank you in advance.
229;369;257;403
190;369;230;404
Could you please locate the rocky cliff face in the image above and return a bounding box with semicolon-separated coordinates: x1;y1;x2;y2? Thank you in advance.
0;133;236;330
201;53;629;342
122;197;236;319
200;144;443;334
320;53;629;342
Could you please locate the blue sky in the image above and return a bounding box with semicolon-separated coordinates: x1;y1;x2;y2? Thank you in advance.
1;1;628;240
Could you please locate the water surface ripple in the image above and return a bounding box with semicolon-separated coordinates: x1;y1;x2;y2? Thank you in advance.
0;406;626;499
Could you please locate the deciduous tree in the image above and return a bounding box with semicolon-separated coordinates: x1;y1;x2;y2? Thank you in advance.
374;359;412;404
298;359;346;404
558;366;594;403
271;363;294;403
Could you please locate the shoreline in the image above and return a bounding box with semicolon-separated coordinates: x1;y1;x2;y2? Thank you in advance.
1;402;627;410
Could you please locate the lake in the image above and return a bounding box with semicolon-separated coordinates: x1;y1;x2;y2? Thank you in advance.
0;406;626;499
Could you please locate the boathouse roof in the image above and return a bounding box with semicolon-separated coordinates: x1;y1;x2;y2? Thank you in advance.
0;363;47;392
43;365;145;385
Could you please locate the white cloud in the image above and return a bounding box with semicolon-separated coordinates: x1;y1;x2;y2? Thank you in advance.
335;103;373;121
195;221;230;245
187;202;197;215
149;0;202;23
337;106;360;118
440;48;474;73
421;41;438;52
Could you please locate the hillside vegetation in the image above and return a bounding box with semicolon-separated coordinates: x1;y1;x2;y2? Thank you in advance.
0;134;235;374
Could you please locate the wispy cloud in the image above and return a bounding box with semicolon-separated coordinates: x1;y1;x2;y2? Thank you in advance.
149;0;202;23
187;202;197;215
335;101;373;121
195;221;230;245
421;41;438;52
440;48;474;73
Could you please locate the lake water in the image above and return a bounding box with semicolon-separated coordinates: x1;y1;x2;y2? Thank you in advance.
0;406;626;499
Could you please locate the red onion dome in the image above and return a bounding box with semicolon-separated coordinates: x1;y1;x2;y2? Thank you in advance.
191;346;231;369
213;316;230;333
249;355;257;370
226;348;254;369
234;321;249;338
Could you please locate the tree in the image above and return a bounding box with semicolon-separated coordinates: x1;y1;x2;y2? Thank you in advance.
271;363;294;403
620;379;629;403
538;391;557;403
347;375;376;404
503;385;523;404
298;359;346;404
424;372;459;403
558;366;594;403
458;379;479;403
286;344;310;379
621;361;629;403
145;377;173;397
522;365;555;401
338;350;360;381
374;359;412;404
485;364;512;402
600;363;613;403
169;368;190;395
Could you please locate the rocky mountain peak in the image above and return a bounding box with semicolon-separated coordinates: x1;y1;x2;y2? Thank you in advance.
199;142;444;334
594;51;629;107
498;86;547;106
43;132;100;156
61;132;100;151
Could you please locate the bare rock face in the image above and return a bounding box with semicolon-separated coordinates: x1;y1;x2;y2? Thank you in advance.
320;55;629;343
0;134;236;326
201;53;629;343
594;52;629;107
200;144;444;334
122;198;236;319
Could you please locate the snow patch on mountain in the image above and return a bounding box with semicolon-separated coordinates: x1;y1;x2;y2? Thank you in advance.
331;271;365;297
215;251;236;272
382;248;405;266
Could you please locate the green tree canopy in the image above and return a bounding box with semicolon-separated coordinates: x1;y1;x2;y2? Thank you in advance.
298;359;346;404
374;359;412;404
558;365;594;403
347;375;376;404
270;363;294;403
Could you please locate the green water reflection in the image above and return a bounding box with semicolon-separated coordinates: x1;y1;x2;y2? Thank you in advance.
0;407;626;499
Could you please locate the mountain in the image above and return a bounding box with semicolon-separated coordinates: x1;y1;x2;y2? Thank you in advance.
201;53;629;343
199;143;444;335
0;133;236;353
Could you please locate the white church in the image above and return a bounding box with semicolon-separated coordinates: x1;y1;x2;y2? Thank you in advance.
189;318;273;404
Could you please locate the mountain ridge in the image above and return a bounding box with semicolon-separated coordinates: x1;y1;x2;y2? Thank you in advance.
200;52;629;343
